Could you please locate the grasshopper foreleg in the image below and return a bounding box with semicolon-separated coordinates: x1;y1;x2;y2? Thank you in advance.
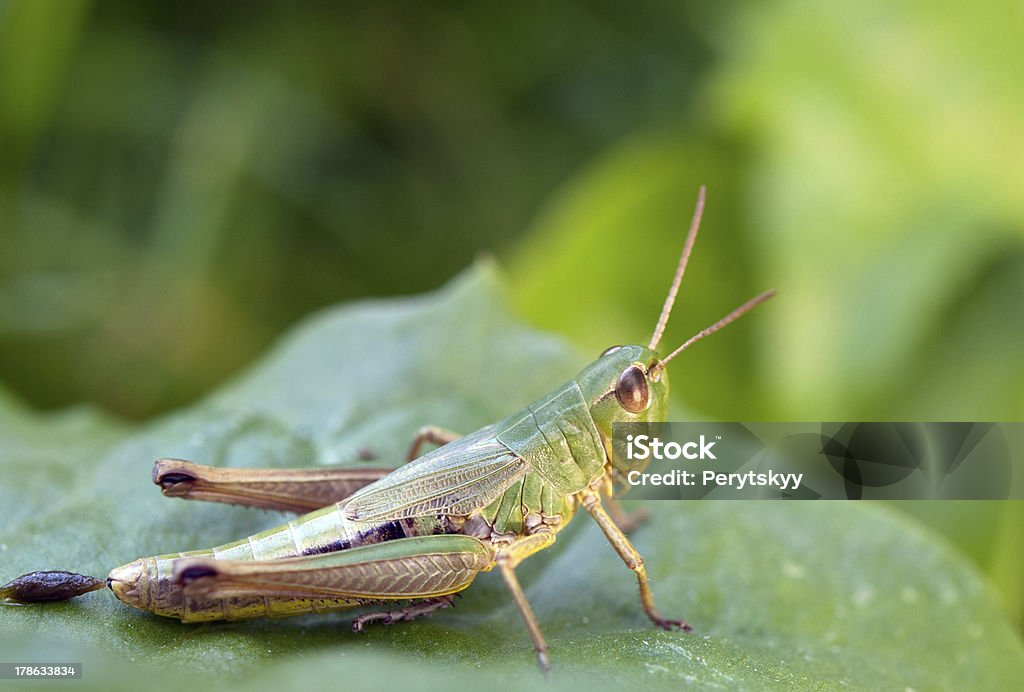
351;595;457;631
406;426;461;461
579;491;691;632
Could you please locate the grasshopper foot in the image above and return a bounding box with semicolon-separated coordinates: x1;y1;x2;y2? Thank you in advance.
651;615;692;632
351;595;455;632
536;649;551;676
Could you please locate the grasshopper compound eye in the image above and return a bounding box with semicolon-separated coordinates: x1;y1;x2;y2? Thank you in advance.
615;365;649;413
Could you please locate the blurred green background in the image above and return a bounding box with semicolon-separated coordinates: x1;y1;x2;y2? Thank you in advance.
1;0;1020;630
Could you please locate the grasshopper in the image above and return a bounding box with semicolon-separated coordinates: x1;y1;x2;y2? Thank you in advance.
5;187;773;672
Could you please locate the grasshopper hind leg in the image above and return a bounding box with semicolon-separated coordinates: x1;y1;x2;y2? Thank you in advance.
152;459;392;513
494;531;558;673
171;535;492;622
351;594;457;632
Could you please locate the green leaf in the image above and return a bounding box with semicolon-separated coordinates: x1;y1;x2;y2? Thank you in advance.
1;263;1021;691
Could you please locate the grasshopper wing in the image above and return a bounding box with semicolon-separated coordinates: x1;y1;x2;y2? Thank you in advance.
343;425;527;523
177;535;493;601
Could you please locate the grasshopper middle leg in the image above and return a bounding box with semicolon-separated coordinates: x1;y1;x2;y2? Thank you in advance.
351;595;457;631
406;426;462;461
495;531;557;673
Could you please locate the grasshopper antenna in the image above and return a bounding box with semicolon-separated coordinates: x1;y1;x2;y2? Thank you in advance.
648;185;706;351
651;290;777;375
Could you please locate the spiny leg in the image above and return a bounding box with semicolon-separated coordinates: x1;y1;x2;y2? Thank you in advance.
579;490;690;632
153;459;392;513
406;426;461;461
496;531;557;673
351;595;456;631
500;563;550;674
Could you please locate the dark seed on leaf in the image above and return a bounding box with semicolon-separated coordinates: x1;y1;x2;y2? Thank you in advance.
1;570;105;603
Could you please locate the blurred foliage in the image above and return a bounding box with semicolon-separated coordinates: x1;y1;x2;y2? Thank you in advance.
0;0;710;418
1;268;1021;690
0;0;1021;648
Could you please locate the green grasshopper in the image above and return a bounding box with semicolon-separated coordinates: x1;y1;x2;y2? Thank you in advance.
6;188;773;672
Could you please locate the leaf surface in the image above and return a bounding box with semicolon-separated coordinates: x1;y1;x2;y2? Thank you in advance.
1;265;1021;691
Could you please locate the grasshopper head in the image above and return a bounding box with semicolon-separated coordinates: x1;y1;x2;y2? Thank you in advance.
579;187;774;487
578;344;670;437
577;344;670;489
